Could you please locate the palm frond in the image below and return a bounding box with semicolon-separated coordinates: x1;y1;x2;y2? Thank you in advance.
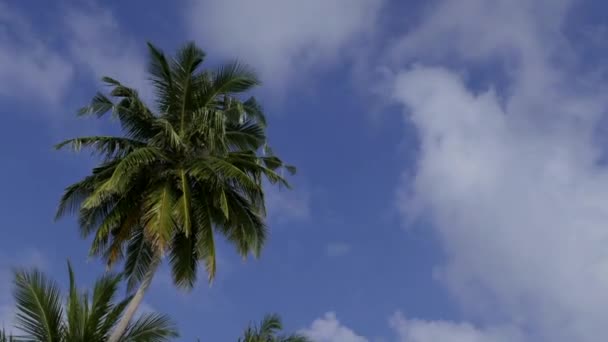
55;136;145;160
225;119;266;151
13;268;63;341
169;230;199;289
242;97;267;127
142;182;178;250
123;313;178;342
147;42;175;113
124;228;156;292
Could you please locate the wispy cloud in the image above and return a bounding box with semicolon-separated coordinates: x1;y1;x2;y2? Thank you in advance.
265;185;311;225
0;1;147;114
0;2;73;105
64;3;148;96
326;242;352;257
185;0;385;89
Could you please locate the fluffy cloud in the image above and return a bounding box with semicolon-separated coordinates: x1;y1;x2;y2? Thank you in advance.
391;0;608;341
185;0;384;88
389;312;521;342
301;312;368;342
0;2;73;104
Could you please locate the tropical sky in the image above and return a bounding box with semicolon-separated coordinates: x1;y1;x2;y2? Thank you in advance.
1;0;608;341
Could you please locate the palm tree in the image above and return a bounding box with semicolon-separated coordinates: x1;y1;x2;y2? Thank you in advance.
238;314;311;342
56;42;295;342
0;329;15;342
4;262;177;341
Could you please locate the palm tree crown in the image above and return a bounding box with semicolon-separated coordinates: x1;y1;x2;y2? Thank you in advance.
56;42;295;341
5;263;177;342
56;41;294;289
238;314;311;342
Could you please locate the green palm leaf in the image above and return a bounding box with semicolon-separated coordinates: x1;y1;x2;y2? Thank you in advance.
13;268;63;342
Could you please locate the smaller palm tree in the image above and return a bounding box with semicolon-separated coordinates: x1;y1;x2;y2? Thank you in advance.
0;329;15;342
238;314;311;342
5;262;178;342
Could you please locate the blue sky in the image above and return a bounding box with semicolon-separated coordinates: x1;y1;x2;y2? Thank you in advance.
2;0;608;341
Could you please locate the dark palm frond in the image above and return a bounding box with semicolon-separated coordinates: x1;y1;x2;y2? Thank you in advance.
242;97;267;127
146;42;175;114
225;119;266;151
169;230;200;289
124;228;156;292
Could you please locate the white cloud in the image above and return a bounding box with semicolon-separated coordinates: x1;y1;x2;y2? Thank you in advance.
390;0;608;341
265;186;311;224
326;242;352;257
0;2;73;104
185;0;385;88
389;312;521;342
301;312;368;342
64;4;148;96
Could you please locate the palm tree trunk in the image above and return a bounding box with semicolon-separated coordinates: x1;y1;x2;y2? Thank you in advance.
107;256;161;342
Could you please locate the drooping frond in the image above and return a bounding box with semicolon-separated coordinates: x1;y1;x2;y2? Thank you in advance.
225;118;266;151
122;313;178;342
142;182;178;250
124;228;156;292
55;136;145;160
242;97;267;127
258;313;282;338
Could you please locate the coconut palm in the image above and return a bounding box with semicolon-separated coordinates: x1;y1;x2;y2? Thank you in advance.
0;329;15;342
238;314;310;342
3;263;177;342
56;42;295;342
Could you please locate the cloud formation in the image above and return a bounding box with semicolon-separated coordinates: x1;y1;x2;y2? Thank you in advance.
185;0;384;88
391;0;608;341
301;312;368;342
